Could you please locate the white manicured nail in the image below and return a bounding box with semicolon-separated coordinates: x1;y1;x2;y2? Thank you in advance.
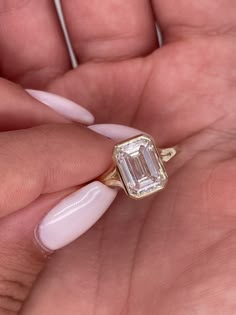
26;89;94;125
36;182;117;251
89;124;144;141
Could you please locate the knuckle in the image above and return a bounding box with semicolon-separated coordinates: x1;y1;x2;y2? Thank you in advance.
0;270;29;314
0;257;40;314
0;227;46;313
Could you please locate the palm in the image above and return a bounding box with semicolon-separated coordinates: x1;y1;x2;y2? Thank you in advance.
22;34;236;314
1;1;235;314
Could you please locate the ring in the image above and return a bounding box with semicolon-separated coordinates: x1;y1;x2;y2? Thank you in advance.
100;134;178;199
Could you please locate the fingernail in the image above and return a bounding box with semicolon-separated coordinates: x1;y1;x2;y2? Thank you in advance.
36;182;117;251
26;89;94;125
89;124;144;141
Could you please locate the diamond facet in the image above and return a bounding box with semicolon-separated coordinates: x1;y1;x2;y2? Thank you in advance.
113;135;168;199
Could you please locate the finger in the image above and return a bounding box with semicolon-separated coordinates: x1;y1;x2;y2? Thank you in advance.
0;187;77;314
61;0;157;62
0;0;70;88
0;79;94;131
0;182;116;313
0;124;113;218
152;0;236;42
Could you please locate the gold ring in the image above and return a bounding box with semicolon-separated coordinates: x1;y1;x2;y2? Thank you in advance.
99;134;178;199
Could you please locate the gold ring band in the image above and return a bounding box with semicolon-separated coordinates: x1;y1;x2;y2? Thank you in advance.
99;134;178;200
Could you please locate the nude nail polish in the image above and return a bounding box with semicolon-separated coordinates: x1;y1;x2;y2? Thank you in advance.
89;124;144;141
26;89;94;125
36;182;117;251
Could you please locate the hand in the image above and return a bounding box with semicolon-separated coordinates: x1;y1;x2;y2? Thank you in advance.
1;0;236;314
0;79;117;314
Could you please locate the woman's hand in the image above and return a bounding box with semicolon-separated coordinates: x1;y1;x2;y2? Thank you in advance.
0;79;117;314
1;0;236;314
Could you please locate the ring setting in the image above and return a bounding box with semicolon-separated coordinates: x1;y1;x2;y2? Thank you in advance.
100;134;178;199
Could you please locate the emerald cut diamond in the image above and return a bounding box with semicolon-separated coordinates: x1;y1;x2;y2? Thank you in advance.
113;135;168;199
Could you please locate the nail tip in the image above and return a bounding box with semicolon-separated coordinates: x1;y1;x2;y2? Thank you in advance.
26;89;94;125
89;124;144;141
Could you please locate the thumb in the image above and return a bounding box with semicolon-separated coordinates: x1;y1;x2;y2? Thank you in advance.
0;188;75;314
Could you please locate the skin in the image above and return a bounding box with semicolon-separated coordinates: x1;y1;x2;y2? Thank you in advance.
0;0;236;314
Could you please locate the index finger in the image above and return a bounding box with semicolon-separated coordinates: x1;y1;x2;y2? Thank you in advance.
0;79;94;131
0;123;113;218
